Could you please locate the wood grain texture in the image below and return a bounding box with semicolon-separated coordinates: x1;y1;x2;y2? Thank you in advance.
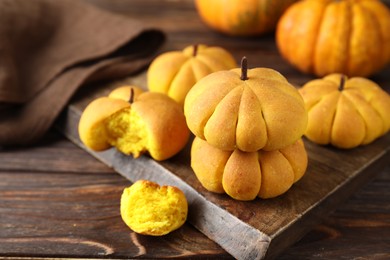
1;131;389;259
0;133;229;259
281;166;390;259
1;0;390;259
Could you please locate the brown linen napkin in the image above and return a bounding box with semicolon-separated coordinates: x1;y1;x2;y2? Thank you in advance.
0;0;165;146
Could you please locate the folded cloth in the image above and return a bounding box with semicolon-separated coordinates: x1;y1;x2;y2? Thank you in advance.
0;0;165;146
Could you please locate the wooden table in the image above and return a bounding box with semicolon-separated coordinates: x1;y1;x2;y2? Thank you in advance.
1;0;389;259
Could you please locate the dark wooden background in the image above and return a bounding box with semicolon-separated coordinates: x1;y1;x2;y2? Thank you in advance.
1;0;389;259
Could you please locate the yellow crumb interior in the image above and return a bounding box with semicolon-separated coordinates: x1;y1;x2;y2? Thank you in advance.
121;183;187;236
105;108;149;158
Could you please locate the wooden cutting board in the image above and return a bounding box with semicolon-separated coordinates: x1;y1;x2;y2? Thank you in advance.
56;72;390;259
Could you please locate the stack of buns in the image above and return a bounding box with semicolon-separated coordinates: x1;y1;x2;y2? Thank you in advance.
184;59;309;200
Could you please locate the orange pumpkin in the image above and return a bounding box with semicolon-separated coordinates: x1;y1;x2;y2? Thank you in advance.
276;0;390;77
195;0;297;36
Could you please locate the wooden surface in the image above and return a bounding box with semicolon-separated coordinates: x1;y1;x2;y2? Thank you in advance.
1;0;390;259
1;130;389;259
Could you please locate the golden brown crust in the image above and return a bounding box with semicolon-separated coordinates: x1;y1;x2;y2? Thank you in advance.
131;93;190;161
279;139;308;183
185;67;308;152
223;150;261;201
147;44;237;106
190;137;308;201
190;137;229;193
299;73;390;148
257;149;294;199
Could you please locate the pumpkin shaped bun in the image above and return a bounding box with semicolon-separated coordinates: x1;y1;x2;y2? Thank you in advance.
147;44;236;106
184;57;308;152
121;180;188;236
78;86;190;161
299;74;390;149
276;0;390;77
191;137;308;201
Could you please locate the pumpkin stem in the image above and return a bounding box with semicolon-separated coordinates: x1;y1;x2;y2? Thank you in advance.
129;88;135;104
240;56;248;81
193;44;198;57
338;75;346;91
